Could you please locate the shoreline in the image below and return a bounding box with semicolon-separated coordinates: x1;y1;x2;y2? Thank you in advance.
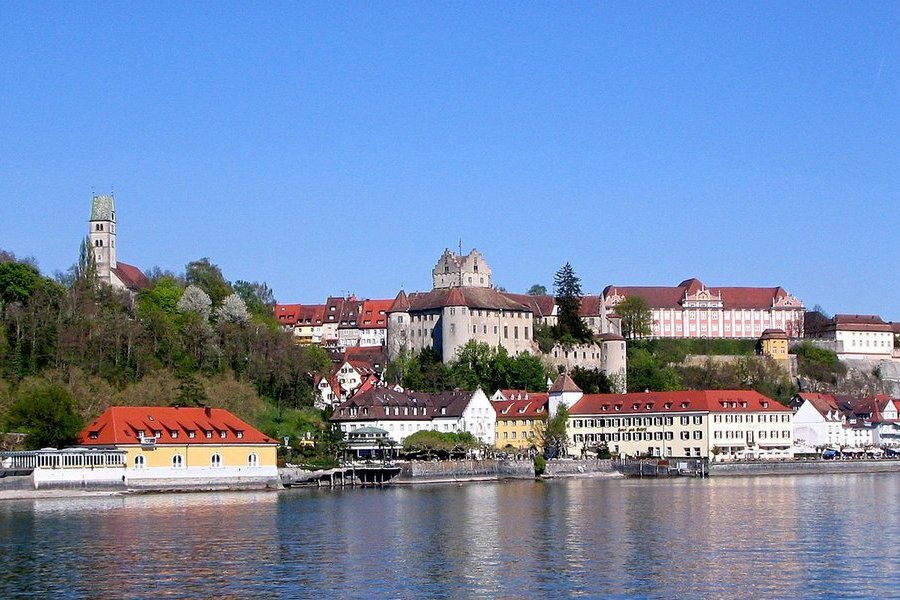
4;460;900;500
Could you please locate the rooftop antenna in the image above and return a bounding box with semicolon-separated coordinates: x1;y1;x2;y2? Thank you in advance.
458;238;463;256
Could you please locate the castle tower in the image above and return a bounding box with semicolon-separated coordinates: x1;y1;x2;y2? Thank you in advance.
89;194;117;283
432;248;492;289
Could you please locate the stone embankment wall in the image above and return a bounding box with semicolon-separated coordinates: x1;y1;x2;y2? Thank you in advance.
394;459;534;483
0;470;36;491
542;459;621;478
710;459;900;477
127;476;280;491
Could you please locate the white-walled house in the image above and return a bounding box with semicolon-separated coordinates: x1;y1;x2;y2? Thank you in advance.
792;393;900;451
331;387;496;446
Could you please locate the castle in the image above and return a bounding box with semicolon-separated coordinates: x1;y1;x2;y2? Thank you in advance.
386;248;627;389
89;194;148;292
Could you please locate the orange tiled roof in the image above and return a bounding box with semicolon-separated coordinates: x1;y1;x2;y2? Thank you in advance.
77;406;277;446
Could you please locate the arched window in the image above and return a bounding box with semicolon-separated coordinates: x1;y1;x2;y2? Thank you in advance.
210;454;222;468
172;454;183;469
248;453;259;467
134;455;145;469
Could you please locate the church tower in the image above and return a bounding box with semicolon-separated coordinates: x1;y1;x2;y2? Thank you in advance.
89;194;117;283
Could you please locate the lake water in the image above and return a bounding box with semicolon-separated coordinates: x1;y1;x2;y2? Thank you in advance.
1;474;899;598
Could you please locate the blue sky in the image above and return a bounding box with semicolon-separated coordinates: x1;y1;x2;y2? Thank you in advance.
2;3;898;317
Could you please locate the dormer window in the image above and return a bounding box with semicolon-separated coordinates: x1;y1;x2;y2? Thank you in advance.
237;431;243;439
188;431;196;439
89;432;98;439
205;431;212;439
632;403;640;410
170;431;178;439
220;431;227;439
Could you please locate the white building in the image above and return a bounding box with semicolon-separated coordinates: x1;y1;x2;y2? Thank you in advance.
792;392;900;451
807;314;895;359
332;387;496;446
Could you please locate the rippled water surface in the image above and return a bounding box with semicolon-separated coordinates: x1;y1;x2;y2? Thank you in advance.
1;474;899;598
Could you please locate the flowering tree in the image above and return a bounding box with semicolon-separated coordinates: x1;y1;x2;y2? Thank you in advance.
176;284;212;320
216;293;251;325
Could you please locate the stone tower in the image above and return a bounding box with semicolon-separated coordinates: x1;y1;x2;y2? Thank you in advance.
89;194;117;283
432;248;492;289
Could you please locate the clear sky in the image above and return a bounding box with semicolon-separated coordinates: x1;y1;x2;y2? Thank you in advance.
2;3;898;317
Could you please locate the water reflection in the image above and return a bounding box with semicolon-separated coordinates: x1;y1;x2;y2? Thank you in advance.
2;475;899;598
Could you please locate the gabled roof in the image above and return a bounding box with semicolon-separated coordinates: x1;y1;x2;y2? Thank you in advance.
549;374;581;393
359;299;393;329
112;262;149;291
570;390;789;415
77;406;277;446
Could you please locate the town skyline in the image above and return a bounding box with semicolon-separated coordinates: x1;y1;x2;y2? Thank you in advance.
3;5;899;317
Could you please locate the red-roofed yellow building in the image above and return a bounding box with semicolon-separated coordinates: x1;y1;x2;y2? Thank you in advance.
491;390;548;450
76;406;280;490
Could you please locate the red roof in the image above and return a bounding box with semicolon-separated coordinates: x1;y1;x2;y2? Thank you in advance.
830;314;892;332
296;304;326;326
274;303;302;325
570;390;789;415
492;394;549;420
112;262;149;291
77;406;277;446
549;374;581;393
603;279;802;311
359;299;393;329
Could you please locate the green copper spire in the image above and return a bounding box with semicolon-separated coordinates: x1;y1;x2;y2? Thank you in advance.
90;194;115;221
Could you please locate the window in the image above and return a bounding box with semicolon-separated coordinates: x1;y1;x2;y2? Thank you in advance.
172;454;184;468
220;431;227;439
211;454;222;468
693;430;703;440
170;430;178;439
189;431;196;439
248;453;259;467
134;455;145;469
205;431;212;439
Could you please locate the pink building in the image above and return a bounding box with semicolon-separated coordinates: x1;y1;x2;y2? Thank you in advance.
603;278;804;339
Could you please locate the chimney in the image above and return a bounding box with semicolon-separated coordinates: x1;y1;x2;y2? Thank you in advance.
204;406;211;417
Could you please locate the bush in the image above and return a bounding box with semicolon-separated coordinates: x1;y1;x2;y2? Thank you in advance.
533;454;546;476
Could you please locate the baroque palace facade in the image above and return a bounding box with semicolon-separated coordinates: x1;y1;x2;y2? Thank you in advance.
603;277;805;339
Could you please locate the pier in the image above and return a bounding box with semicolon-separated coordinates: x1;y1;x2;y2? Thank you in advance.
280;464;402;488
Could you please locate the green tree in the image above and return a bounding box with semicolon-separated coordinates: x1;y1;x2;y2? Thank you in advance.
5;382;83;449
0;261;41;306
175;373;208;406
552;263;592;345
536;403;569;459
232;280;276;320
570;366;614;394
402;430;479;459
617;295;654;339
74;236;98;286
527;284;547;296
185;258;232;307
626;346;682;392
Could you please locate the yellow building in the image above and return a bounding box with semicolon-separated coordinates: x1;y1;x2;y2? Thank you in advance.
492;391;548;450
758;328;789;360
77;406;280;490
